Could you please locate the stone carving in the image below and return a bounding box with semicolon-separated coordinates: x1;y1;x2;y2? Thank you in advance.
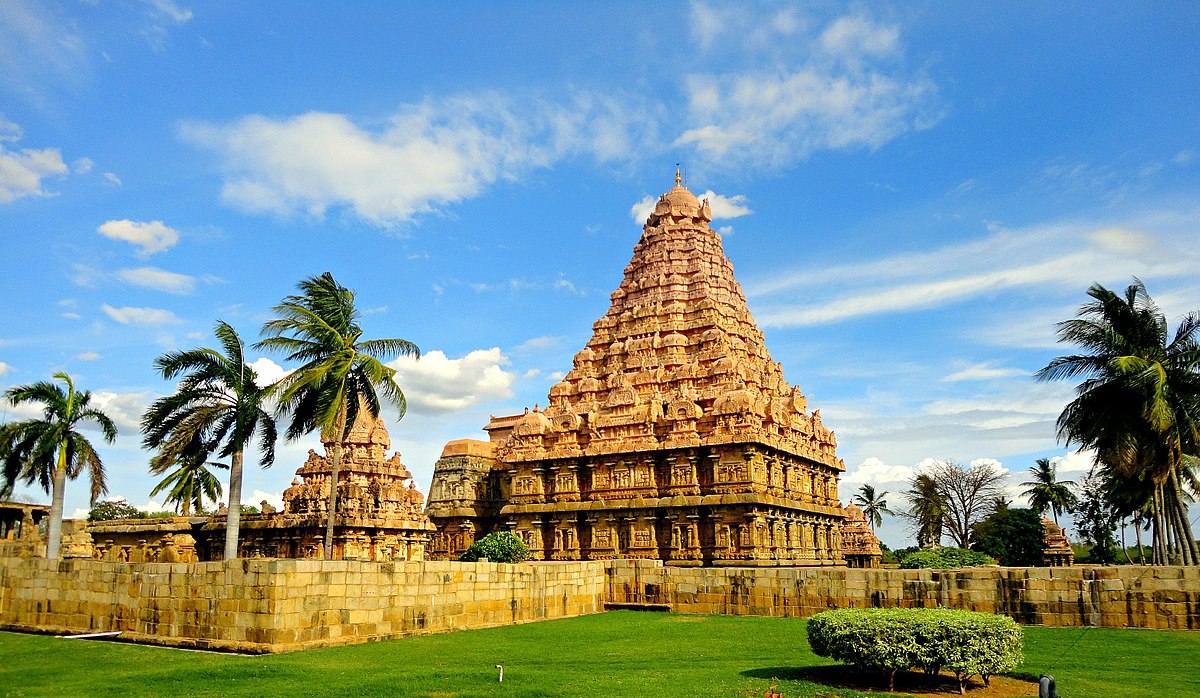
840;504;882;568
428;174;871;566
1041;516;1074;567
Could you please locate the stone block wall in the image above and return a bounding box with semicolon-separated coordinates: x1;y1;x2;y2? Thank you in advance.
3;557;1199;654
0;557;605;653
605;559;1200;630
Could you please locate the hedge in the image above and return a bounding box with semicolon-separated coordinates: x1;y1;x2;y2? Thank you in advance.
898;546;997;569
806;608;1022;694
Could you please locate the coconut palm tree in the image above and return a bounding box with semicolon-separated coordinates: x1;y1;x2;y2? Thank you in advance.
0;372;117;559
256;272;419;560
149;438;227;516
142;320;277;560
852;484;893;532
1021;458;1078;524
903;473;946;548
1036;279;1200;565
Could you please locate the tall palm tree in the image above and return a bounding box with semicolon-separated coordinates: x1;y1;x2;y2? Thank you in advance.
256;272;419;560
0;372;117;559
1036;279;1200;565
143;321;277;561
1021;457;1078;524
149;441;227;516
903;473;946;548
852;484;893;532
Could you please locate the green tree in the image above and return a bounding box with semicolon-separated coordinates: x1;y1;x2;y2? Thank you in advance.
256;272;419;560
1021;457;1078;524
903;473;946;548
142;321;277;561
459;531;531;563
1036;279;1200;565
0;372;117;559
971;507;1046;566
852;484;893;532
1076;470;1121;564
87;498;143;521
149;443;227;516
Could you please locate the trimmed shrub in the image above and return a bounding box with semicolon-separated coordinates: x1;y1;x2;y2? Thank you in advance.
898;546;996;569
807;608;1022;694
459;531;531;563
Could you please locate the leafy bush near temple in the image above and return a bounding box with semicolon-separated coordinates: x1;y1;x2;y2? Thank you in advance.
459;531;531;563
807;608;1023;693
970;508;1046;566
86;498;172;521
898;546;996;569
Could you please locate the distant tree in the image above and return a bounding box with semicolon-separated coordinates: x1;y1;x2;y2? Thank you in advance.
1036;279;1200;565
0;372;118;559
1021;458;1078;524
257;272;419;560
989;495;1013;515
149;443;227;517
1076;470;1122;565
925;459;1007;549
902;473;946;548
87;498;143;521
143;321;277;561
971;507;1046;566
853;484;893;531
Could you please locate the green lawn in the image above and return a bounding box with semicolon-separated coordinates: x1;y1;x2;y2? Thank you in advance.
2;612;1197;697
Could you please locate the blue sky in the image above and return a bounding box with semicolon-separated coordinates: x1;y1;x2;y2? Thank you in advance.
1;2;1197;548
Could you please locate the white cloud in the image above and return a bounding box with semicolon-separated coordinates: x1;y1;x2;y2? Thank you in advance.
248;357;290;388
0;142;69;203
514;335;569;353
1052;449;1097;474
675;13;938;171
101;304;182;325
75;351;102;361
145;0;193;23
818;15;900;58
248;489;283;511
388;348;517;413
72;157;93;174
749;214;1200;328
103;172;122;186
90;390;150;431
97;219;179;256
0;116;21;142
116;266;196;294
844;457;915;486
941;363;1028;382
0;361;11;376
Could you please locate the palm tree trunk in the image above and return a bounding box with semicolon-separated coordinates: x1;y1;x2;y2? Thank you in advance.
1169;469;1199;565
224;449;244;561
46;447;68;560
1152;487;1166;564
323;403;348;561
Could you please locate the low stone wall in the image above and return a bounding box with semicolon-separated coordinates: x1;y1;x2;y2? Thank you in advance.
0;557;605;653
605;560;1200;629
3;557;1198;653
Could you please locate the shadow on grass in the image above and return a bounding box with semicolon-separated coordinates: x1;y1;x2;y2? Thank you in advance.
741;665;1039;696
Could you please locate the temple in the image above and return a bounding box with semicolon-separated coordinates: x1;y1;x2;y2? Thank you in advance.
427;174;878;567
85;411;435;562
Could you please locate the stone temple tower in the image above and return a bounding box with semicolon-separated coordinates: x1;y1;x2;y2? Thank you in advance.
427;174;859;566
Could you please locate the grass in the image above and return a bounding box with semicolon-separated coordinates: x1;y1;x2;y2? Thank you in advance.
2;611;1198;697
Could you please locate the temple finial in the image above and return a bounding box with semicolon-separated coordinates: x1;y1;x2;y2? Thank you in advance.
674;165;682;186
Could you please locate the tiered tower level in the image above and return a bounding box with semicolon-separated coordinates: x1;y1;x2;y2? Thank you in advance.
427;175;874;567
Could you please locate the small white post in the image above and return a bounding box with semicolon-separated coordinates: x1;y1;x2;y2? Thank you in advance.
495;664;504;682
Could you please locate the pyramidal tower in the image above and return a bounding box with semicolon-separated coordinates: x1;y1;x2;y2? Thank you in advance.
427;174;872;567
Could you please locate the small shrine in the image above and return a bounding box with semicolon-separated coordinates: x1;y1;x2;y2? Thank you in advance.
1041;516;1074;567
427;174;880;566
840;504;883;568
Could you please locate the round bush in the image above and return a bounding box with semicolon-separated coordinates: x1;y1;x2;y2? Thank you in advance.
807;608;1022;693
458;531;531;563
898;546;996;569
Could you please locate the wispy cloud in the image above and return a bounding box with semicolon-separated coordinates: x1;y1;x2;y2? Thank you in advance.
98;219;179;256
101;304;182;325
116;266;196;294
0;116;70;203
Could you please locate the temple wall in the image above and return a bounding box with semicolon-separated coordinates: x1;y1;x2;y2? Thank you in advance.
3;557;1198;654
605;559;1200;630
0;556;605;653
